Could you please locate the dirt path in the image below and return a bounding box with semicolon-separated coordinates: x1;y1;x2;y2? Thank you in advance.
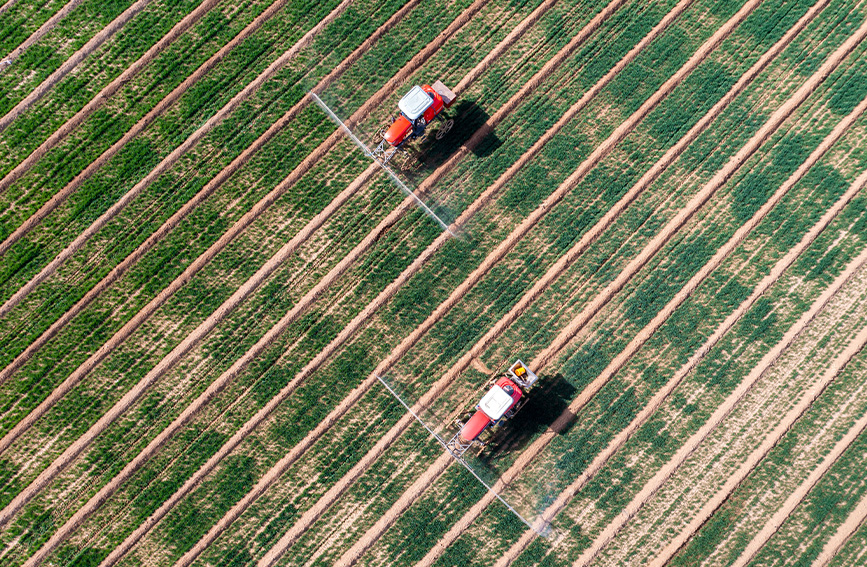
813;474;867;566
0;0;17;16
0;0;153;133
262;3;792;564
0;0;421;391
0;0;85;63
0;0;223;197
0;0;355;316
650;300;867;567
495;114;867;567
5;0;495;562
0;0;360;524
570;19;867;566
573;247;867;567
728;392;867;567
203;1;653;564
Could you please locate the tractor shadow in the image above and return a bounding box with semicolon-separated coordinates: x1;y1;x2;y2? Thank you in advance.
403;100;501;178
479;374;578;462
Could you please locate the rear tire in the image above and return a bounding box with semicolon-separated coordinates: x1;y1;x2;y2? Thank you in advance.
435;118;454;139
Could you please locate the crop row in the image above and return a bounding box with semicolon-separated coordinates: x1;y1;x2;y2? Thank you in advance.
183;0;820;560
667;326;867;566
328;2;867;564
0;0;588;564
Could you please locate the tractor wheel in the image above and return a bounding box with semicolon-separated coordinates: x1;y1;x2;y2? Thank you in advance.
398;152;419;171
435;118;454;139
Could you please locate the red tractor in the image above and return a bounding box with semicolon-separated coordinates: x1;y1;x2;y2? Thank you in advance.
447;360;539;459
372;80;456;167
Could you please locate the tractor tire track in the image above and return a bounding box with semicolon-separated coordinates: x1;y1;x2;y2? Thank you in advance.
649;298;867;567
0;0;355;314
0;0;85;64
496;87;867;567
570;18;867;565
0;0;421;402
186;2;649;564
418;4;867;566
813;471;867;567
4;0;494;560
0;0;222;198
727;385;867;567
90;1;603;564
304;0;782;561
0;0;153;133
0;0;17;16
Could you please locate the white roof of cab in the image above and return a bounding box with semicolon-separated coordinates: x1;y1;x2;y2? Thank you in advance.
478;385;515;420
398;85;433;120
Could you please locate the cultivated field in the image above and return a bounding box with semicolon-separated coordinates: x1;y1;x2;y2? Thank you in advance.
1;0;867;566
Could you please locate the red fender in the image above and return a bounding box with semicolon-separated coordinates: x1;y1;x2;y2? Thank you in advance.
459;410;491;443
384;115;412;146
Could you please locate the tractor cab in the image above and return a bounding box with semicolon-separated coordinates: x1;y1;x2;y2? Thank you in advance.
375;81;456;166
447;360;539;459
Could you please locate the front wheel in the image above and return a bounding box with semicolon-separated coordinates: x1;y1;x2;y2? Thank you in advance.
435;118;454;139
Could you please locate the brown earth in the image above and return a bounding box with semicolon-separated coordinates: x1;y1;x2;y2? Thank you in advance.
0;0;153;133
0;0;354;314
204;1;644;563
0;0;360;526
0;0;85;63
3;0;498;562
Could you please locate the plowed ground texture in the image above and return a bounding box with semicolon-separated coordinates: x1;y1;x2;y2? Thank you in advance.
3;0;867;566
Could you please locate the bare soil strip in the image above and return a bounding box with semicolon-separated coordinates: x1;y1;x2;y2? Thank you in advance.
419;8;867;567
0;0;361;524
0;0;421;397
0;0;17;15
812;473;867;566
649;304;867;566
0;0;223;197
4;0;494;562
207;2;665;565
495;102;867;567
728;389;867;567
0;0;85;63
570;20;867;566
0;0;355;316
0;0;153;133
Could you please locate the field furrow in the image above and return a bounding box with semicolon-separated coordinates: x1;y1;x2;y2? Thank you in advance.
0;0;153;132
